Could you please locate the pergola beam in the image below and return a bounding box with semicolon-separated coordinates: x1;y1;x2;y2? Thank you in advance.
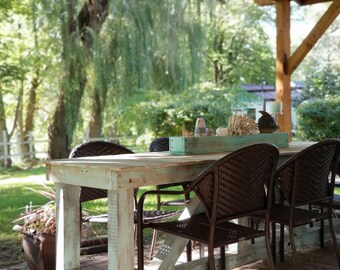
254;0;332;6
286;1;340;75
254;0;277;6
276;0;292;139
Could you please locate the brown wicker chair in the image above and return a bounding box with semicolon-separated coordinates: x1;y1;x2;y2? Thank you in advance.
270;139;340;269
137;143;279;270
332;163;340;216
69;141;181;252
69;140;135;205
148;137;192;259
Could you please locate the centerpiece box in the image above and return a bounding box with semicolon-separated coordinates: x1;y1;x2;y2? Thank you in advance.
169;132;289;155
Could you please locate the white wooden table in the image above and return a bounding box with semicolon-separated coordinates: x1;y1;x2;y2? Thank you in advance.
46;141;314;269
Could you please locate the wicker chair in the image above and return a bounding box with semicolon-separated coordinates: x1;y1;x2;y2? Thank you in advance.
69;141;181;252
69;140;134;205
270;139;340;269
137;143;279;270
332;163;340;216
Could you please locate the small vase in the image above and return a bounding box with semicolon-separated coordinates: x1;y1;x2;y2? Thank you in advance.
194;118;207;137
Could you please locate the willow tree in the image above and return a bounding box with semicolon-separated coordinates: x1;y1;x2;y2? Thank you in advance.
100;0;274;139
48;0;108;159
48;0;275;156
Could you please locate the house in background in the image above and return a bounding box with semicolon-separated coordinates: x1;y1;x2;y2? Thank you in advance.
240;81;305;133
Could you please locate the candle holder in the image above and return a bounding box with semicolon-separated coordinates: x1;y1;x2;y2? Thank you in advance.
266;101;282;125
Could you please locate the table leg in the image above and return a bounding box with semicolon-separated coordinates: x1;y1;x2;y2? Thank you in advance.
107;188;135;269
153;196;202;269
55;183;80;270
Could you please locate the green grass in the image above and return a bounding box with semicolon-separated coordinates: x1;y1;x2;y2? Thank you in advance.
0;170;185;267
0;165;46;180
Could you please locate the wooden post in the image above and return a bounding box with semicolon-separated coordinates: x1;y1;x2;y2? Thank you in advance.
16;134;23;161
276;0;292;141
28;132;34;159
3;130;9;161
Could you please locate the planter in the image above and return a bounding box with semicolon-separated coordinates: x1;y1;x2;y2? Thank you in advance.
169;132;289;155
22;233;56;270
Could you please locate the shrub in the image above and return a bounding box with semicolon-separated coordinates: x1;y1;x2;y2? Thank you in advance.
111;82;257;147
296;97;340;141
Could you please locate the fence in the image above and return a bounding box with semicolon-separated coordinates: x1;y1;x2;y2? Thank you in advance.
0;131;48;163
0;131;144;165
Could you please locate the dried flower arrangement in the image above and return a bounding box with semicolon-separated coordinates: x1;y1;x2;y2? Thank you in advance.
226;115;259;136
182;126;193;137
12;184;56;235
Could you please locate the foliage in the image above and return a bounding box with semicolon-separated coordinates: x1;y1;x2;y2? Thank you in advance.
301;66;340;101
3;0;278;161
207;1;275;85
296;97;340;141
110;82;257;147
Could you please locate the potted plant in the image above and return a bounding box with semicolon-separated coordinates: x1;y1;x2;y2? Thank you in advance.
12;184;56;270
12;184;108;270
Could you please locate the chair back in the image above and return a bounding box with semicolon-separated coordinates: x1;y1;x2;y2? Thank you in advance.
191;143;279;223
69;141;133;203
149;137;169;152
276;139;340;206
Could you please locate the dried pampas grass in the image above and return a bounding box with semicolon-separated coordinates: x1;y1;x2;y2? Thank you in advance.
226;115;259;136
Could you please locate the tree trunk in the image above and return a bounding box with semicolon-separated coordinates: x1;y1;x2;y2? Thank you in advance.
47;0;109;157
48;92;68;159
20;76;38;160
88;91;102;138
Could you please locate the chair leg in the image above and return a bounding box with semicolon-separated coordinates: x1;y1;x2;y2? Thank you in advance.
320;219;324;248
328;217;340;267
137;225;145;270
186;240;192;261
288;227;301;270
265;221;275;270
271;222;276;265
149;229;158;259
250;218;255;244
199;243;205;258
220;246;225;270
279;224;284;262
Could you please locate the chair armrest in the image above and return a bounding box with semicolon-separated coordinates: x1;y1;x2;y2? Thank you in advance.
137;189;190;224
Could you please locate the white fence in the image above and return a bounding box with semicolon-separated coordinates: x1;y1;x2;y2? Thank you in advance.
0;131;48;163
0;130;143;164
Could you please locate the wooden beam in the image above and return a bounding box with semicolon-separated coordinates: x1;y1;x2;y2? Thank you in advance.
276;0;292;140
286;1;340;75
253;0;332;6
253;0;276;6
295;0;333;5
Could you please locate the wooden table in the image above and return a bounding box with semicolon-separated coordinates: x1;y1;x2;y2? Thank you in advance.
46;141;314;269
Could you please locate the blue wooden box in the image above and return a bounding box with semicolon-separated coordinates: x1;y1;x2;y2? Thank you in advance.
169;132;289;155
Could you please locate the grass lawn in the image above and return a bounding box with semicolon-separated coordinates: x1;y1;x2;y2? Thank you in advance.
0;166;184;267
0;165;46;180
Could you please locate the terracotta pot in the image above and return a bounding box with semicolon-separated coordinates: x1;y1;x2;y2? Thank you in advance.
22;233;56;270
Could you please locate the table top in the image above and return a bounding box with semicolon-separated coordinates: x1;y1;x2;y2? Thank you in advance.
46;141;314;190
46;141;314;170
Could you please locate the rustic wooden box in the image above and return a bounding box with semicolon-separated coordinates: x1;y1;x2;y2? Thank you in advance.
169;132;289;155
